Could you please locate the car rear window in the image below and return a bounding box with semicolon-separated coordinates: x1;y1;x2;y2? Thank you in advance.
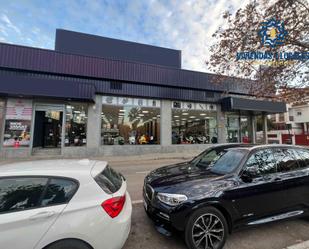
94;165;123;194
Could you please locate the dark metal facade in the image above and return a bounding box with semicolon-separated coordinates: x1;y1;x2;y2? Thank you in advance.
0;43;252;95
0;69;95;101
221;97;287;113
55;29;182;68
0;42;286;113
0;69;220;103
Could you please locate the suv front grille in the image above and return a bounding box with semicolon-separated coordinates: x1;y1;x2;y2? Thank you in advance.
145;184;154;201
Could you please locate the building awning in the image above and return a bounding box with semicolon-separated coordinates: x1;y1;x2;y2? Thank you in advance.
0;73;95;102
221;97;286;113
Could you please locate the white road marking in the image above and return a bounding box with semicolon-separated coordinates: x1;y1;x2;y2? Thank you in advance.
136;171;150;174
132;200;143;205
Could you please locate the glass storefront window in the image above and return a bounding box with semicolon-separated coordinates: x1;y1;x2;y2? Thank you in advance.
101;96;160;145
65;103;88;146
226;114;239;143
226;114;251;143
171;102;217;144
3;99;32;148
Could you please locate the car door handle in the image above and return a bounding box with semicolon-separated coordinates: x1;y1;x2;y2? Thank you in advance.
273;177;282;182
29;211;55;220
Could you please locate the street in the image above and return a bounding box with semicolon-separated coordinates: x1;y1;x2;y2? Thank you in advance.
109;158;309;249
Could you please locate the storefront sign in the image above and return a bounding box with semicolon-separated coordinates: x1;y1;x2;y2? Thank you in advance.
172;101;217;111
6;98;33;120
103;96;161;108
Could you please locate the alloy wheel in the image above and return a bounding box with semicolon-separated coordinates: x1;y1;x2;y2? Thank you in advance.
191;213;224;249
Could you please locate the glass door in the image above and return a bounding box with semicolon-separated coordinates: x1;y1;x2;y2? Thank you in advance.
226;115;240;143
32;104;65;151
240;117;250;143
43;111;63;148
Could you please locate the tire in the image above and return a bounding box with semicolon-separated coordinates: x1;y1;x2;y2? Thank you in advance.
185;207;228;249
45;239;92;249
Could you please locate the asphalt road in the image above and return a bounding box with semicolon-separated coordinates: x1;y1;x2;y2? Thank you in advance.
109;159;309;249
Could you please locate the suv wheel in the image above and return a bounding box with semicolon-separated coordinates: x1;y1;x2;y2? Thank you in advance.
185;207;228;249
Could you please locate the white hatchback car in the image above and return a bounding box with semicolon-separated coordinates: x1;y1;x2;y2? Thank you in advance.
0;159;132;249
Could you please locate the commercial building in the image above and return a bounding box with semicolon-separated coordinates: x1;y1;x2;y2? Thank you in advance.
0;29;286;159
267;93;309;145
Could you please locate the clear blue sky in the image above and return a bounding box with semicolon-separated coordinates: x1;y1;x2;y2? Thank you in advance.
0;0;246;71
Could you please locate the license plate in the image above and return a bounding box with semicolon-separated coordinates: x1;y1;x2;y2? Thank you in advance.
143;199;148;211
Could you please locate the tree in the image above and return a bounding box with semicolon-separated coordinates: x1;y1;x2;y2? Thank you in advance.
206;0;309;102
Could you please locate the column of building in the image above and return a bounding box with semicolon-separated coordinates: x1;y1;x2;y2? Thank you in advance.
216;105;227;144
160;100;172;146
86;95;103;151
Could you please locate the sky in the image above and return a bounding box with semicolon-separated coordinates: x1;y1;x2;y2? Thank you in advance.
0;0;248;72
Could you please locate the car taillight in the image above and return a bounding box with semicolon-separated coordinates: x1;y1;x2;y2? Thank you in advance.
101;195;126;218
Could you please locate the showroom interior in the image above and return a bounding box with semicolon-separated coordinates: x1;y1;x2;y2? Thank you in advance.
0;29;286;159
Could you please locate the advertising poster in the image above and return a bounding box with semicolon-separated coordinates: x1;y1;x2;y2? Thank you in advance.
3;99;33;147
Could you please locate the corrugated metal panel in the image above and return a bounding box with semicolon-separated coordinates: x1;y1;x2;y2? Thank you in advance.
95;80;220;102
0;69;219;102
55;29;181;68
0;43;252;95
0;71;95;101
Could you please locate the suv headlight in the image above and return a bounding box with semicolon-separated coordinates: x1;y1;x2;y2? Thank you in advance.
157;193;188;206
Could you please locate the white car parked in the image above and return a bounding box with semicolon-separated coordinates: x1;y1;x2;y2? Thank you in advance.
0;159;132;249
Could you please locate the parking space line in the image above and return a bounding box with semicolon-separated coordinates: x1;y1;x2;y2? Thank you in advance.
132;200;143;205
136;171;150;174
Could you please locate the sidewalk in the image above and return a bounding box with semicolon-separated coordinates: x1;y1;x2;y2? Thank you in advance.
94;152;196;163
0;151;196;165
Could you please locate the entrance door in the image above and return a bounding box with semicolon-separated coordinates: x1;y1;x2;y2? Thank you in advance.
33;109;64;149
226;115;240;143
240;117;250;143
42;111;63;148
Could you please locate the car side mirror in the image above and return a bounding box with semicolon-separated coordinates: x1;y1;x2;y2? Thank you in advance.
241;167;259;183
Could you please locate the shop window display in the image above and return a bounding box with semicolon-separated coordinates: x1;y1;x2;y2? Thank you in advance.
101;96;160;145
171;101;217;144
65;104;88;146
3;99;32;147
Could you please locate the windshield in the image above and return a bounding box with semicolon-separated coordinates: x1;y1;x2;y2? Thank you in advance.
210;149;247;175
192;147;228;168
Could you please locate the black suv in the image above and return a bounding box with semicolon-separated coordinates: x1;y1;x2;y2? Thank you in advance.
143;144;309;249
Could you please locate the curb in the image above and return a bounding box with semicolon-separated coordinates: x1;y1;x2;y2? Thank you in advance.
0;154;194;165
